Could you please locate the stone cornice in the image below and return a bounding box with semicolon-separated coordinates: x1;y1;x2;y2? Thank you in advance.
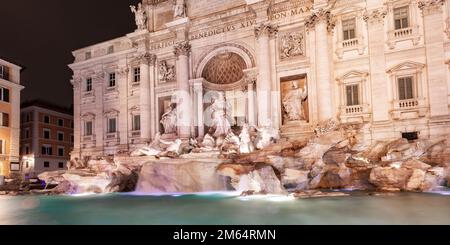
418;0;445;15
254;22;279;39
363;8;387;24
173;40;191;57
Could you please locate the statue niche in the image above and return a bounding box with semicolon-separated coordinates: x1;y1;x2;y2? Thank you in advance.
281;76;309;124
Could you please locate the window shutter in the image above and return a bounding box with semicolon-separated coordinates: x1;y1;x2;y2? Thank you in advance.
3;88;9;103
406;77;413;99
2;113;9;127
346;86;353;106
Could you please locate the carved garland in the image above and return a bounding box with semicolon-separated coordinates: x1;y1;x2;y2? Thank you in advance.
417;0;445;15
363;8;387;23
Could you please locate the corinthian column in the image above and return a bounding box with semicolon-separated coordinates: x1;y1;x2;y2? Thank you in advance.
138;53;155;143
305;9;334;121
174;41;192;139
418;0;448;116
255;23;278;126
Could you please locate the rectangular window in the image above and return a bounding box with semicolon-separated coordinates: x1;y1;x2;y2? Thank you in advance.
398;76;414;100
0;112;9;127
44;115;50;124
109;73;116;87
71;135;74;143
134;67;141;83
342;18;356;40
58;132;64;141
0;87;10;103
25;145;30;155
107;46;114;54
133;115;141;131
41;145;52;156
71;121;74;129
394;7;409;30
0;65;9;80
44;162;50;168
58;162;64;169
43;129;51;139
0;139;4;155
108;118;117;133
25;128;30;138
85;121;93;136
58;118;64;127
85;52;92;60
86;78;93;92
26;113;31;122
58;147;64;157
346;84;360;106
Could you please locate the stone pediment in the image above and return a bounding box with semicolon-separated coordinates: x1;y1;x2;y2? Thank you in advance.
337;70;369;82
387;61;425;74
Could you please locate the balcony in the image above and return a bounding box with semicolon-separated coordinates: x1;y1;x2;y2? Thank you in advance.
391;98;427;120
339;104;371;124
131;130;141;138
106;132;119;140
82;134;95;142
388;26;420;49
336;37;364;59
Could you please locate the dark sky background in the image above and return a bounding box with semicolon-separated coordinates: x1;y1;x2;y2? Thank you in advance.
0;0;141;108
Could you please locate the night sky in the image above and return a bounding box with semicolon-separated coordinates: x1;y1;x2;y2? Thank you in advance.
0;0;141;107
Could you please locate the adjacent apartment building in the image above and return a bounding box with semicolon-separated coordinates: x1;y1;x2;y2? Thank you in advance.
0;58;24;177
20;101;74;177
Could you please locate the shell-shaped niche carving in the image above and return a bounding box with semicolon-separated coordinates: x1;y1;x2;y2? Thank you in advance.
202;52;247;85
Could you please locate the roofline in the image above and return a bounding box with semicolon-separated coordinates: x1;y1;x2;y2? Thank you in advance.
21;100;73;115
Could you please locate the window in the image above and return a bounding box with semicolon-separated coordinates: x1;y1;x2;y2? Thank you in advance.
402;132;418;142
58;118;64;127
43;129;51;139
71;135;74;143
0;87;10;103
394;7;409;30
25;145;30;154
25;128;30;138
85;52;92;60
58;162;64;169
134;67;141;83
25;161;29;168
10;162;20;171
0;139;4;155
58;132;64;141
71;121;74;129
58;147;64;157
108;118;117;133
342;18;356;40
86;78;93;92
132;115;141;131
44;115;50;124
25;113;31;122
0;112;9;127
44;162;50;168
0;65;9;80
109;73;116;87
107;46;114;54
398;76;414;100
85;121;93;136
41;145;52;156
346;85;360;106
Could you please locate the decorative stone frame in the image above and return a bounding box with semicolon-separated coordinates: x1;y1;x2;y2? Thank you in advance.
336;71;371;124
81;112;96;144
104;109;120;143
333;6;366;59
103;64;120;101
129;105;141;139
386;0;421;49
387;61;427;120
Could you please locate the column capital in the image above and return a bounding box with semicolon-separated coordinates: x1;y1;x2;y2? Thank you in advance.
418;0;444;15
173;40;191;57
137;52;157;65
117;67;130;78
363;8;387;24
243;68;258;85
254;22;279;39
305;8;335;32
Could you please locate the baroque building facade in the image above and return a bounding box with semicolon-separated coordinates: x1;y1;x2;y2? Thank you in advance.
69;0;450;159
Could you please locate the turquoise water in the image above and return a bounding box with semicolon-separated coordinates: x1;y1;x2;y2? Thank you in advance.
0;191;449;225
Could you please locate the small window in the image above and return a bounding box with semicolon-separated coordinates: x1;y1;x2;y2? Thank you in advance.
134;67;141;83
402;132;418;142
44;115;50;124
345;84;360;106
26;113;31;122
43;129;51;139
25;145;30;154
133;115;141;131
71;135;74;143
394;7;409;30
108;118;117;133
86;78;93;92
25;128;30;138
342;18;356;40
0;139;4;155
41;145;52;156
58;162;64;169
85;121;93;136
109;73;116;87
0;87;10;103
0;112;9;127
107;46;114;54
398;76;414;100
58;132;64;141
85;52;92;60
58;118;64;127
0;65;9;81
44;161;50;168
58;147;64;157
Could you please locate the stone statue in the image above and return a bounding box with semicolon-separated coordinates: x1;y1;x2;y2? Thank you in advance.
281;33;304;59
254;122;280;150
158;138;183;157
173;0;187;18
158;61;175;82
199;133;216;152
130;133;163;157
160;103;177;134
210;93;231;138
221;132;241;154
283;81;308;122
130;3;147;30
239;123;255;154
